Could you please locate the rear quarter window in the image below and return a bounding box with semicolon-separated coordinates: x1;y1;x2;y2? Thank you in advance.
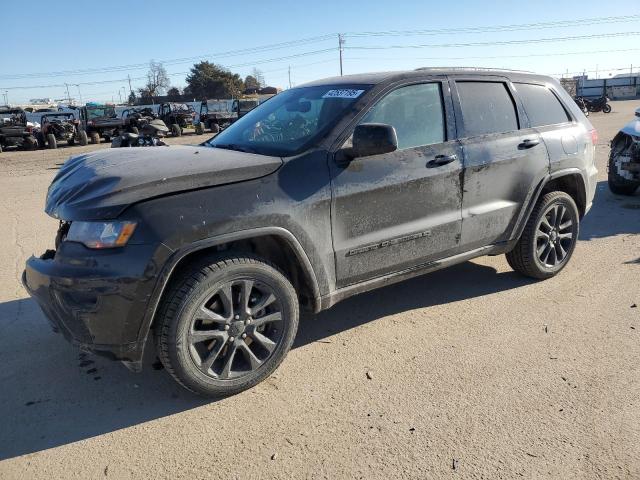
515;83;571;127
456;81;518;136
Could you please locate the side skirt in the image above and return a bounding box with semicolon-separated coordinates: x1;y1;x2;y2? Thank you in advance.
319;244;504;310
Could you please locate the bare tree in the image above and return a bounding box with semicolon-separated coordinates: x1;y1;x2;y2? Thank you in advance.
144;60;170;97
251;68;266;88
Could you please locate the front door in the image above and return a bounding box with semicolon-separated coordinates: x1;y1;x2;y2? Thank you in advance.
330;81;464;288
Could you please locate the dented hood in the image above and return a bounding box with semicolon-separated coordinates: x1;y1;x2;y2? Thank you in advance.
46;145;282;220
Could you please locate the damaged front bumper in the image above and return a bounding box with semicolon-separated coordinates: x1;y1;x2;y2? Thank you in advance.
22;241;167;369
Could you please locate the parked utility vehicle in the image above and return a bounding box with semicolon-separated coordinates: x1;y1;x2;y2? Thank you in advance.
24;69;598;397
158;102;196;136
38;113;88;148
79;104;124;144
197;100;237;134
0;107;38;152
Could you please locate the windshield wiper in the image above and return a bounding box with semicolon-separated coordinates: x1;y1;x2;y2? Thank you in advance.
213;143;257;154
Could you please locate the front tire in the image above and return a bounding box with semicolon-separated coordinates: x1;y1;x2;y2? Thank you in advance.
195;123;204;135
603;104;612;113
46;133;57;149
506;191;580;279
89;131;100;144
155;255;299;397
78;130;88;146
171;123;181;136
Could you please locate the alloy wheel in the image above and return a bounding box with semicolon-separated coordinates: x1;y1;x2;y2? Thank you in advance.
187;279;283;380
535;203;575;268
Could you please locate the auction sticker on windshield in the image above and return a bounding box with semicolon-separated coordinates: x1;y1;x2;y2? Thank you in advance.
322;89;364;99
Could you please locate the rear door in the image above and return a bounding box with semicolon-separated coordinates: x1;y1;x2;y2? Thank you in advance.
330;79;464;287
451;77;550;251
512;82;586;175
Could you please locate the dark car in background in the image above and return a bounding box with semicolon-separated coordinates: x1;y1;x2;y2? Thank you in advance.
24;68;597;397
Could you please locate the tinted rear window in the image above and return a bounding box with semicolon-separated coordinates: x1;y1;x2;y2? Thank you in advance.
515;83;571;127
457;81;518;136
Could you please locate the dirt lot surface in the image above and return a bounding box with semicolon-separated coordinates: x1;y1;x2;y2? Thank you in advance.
0;105;638;479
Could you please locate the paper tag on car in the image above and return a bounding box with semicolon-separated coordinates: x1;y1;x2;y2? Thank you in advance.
322;89;364;99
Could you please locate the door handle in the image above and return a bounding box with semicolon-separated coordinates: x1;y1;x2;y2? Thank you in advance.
518;138;540;149
427;154;457;167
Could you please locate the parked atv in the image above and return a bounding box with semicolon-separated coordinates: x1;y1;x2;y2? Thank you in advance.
111;118;170;148
79;104;125;144
608;107;640;196
122;107;159;134
0;107;38;152
38;113;88;149
158;103;196;136
197;100;238;134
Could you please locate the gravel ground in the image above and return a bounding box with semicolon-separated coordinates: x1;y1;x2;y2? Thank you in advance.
0;104;638;479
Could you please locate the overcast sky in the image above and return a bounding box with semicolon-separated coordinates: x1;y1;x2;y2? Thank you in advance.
1;0;639;104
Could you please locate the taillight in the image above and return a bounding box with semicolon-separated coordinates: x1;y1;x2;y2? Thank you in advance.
590;129;598;146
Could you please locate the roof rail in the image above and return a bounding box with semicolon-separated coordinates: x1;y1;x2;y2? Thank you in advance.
414;67;534;74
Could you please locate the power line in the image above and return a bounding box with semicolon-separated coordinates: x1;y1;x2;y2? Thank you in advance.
344;14;640;37
0;34;337;80
344;31;640;50
344;47;640;62
3;13;638;80
0;49;338;90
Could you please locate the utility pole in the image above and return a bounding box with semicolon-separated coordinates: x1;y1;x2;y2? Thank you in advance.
75;84;83;105
118;89;122;104
65;83;71;104
338;34;344;76
127;75;133;96
288;65;292;89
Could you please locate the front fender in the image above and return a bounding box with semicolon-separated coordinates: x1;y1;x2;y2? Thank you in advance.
134;226;322;353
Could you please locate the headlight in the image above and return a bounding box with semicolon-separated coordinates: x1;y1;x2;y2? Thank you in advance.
66;221;137;249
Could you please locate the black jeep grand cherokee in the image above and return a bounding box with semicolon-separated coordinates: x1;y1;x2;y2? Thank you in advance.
24;69;598;397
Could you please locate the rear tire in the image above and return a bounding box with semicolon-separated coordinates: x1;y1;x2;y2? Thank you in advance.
195;123;204;135
89;131;100;144
46;133;57;149
506;191;579;279
210;123;220;134
78;130;88;146
67;137;75;146
154;255;299;397
23;136;37;151
171;124;181;137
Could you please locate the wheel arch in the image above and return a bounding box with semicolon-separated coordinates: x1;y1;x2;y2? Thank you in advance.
511;169;588;243
138;227;321;347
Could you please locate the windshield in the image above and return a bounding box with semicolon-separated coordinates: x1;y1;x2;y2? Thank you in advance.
205;100;233;113
87;107;116;119
206;85;370;156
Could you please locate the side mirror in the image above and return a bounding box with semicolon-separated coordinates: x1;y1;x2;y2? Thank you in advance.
351;123;398;158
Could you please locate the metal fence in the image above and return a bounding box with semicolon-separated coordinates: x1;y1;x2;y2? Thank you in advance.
576;75;640;99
